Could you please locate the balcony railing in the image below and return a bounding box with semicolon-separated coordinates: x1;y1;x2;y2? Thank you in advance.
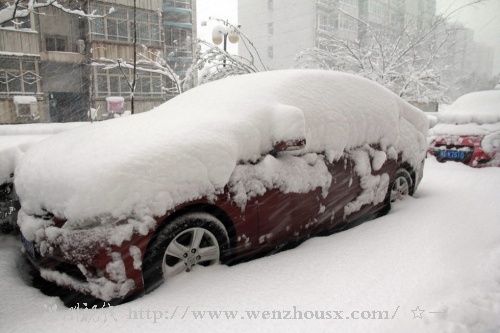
164;0;191;10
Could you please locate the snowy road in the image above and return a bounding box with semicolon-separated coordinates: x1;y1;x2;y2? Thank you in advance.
0;157;499;333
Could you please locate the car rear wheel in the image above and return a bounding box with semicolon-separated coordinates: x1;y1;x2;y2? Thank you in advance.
390;169;412;202
142;213;229;293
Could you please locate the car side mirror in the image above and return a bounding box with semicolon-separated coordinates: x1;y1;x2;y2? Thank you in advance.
271;138;306;155
269;104;307;156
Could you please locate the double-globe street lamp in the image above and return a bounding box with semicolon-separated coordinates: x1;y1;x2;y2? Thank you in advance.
210;19;239;67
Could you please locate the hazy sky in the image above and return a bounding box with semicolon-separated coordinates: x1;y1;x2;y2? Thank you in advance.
196;0;239;53
437;0;500;74
196;0;500;74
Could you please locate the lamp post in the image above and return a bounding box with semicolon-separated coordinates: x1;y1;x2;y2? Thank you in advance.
211;20;239;67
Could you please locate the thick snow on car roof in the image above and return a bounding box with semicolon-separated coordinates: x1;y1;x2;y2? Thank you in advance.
15;70;427;221
438;90;500;125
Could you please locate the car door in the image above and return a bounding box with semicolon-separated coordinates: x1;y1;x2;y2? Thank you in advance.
254;152;355;248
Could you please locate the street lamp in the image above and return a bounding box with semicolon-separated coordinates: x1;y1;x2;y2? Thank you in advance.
211;20;239;67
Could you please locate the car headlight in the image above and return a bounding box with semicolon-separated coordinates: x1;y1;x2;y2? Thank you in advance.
481;132;500;153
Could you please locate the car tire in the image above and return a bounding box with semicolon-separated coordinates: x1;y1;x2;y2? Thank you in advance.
379;168;412;216
142;213;230;293
389;168;412;202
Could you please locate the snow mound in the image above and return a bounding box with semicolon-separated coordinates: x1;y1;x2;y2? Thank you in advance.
15;70;427;222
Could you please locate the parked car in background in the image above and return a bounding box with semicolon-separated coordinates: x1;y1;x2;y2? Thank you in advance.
428;89;500;167
15;70;428;302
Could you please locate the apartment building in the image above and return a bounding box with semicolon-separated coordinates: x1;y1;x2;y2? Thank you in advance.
238;0;436;70
0;0;196;124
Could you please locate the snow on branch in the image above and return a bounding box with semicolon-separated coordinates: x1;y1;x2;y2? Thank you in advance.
294;1;487;104
184;17;267;87
0;0;115;25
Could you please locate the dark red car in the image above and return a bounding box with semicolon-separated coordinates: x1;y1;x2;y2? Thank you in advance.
16;70;427;302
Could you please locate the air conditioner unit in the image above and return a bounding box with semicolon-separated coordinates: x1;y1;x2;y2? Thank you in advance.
13;96;40;120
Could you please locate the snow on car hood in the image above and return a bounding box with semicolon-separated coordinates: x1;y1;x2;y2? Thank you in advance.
438;90;500;125
430;122;500;137
15;70;427;222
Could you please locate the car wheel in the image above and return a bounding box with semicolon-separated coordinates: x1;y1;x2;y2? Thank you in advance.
389;169;412;202
142;213;230;293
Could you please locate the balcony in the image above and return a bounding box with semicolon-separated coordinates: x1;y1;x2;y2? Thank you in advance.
40;51;86;63
163;22;192;29
0;28;39;55
163;0;192;10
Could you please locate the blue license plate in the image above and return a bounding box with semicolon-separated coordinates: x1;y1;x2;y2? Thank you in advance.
439;150;465;160
21;233;35;258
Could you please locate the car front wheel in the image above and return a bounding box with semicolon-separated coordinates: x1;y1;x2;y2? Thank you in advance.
390;169;412;202
142;213;230;293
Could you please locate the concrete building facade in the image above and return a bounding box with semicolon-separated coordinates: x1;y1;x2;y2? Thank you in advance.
0;0;196;124
239;0;436;70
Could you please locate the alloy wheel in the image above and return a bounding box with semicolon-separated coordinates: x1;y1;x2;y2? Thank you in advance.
162;227;220;279
390;176;410;202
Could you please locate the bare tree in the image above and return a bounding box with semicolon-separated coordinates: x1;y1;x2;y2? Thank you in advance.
93;45;182;96
295;0;485;104
92;18;266;108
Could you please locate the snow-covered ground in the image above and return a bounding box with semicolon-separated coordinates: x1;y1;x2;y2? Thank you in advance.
0;157;498;333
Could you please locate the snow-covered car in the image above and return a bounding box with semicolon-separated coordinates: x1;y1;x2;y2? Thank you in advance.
16;70;428;302
0;123;89;233
428;90;500;167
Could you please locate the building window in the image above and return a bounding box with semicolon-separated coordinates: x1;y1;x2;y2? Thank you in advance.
268;0;273;11
268;46;274;59
45;36;67;52
0;14;31;30
368;1;383;16
0;58;40;96
340;0;358;6
164;0;192;10
339;15;356;30
165;27;192;57
268;22;274;35
95;67;163;97
164;9;192;25
90;4;162;46
318;13;338;31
